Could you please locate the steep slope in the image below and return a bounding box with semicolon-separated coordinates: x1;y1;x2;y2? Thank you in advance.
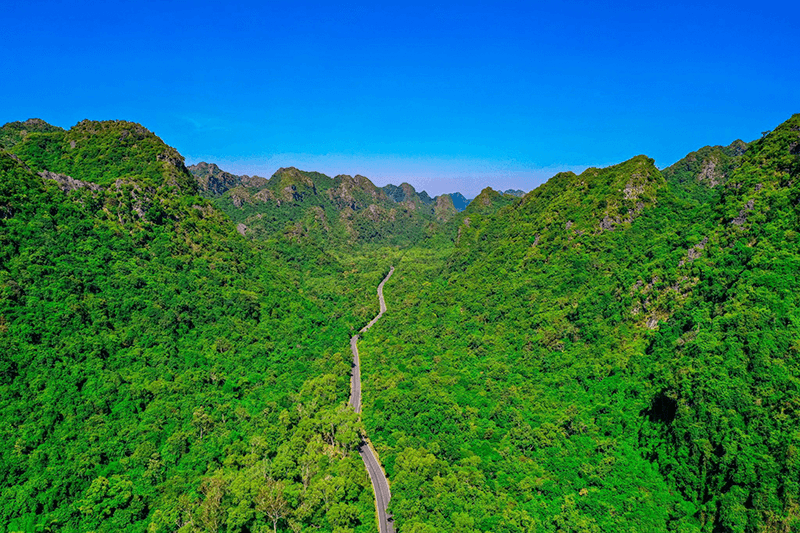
639;115;800;532
359;114;800;532
662;139;749;204
188;161;268;195
0;121;378;533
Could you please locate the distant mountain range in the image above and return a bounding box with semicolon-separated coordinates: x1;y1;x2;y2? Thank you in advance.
188;162;525;215
185;162;520;245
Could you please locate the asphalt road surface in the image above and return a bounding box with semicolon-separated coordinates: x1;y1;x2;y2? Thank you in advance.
350;267;395;533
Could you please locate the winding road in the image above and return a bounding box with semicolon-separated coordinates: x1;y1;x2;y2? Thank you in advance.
350;266;395;533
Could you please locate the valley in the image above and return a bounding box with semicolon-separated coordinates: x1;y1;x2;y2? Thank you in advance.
1;114;799;532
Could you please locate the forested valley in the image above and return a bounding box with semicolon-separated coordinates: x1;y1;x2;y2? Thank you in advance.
1;114;799;532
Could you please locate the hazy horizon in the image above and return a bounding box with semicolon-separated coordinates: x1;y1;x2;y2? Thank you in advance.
183;152;598;198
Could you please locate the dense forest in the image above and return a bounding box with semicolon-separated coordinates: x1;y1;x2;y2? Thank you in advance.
1;114;799;532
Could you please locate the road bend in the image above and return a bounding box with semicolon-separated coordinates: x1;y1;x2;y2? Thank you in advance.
350;266;395;533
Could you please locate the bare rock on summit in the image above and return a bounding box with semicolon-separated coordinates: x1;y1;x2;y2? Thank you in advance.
434;194;457;222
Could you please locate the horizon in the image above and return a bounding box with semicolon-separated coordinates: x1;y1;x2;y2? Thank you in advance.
4;113;776;199
4;1;798;197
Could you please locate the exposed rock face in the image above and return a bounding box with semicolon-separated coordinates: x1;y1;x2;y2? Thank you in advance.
156;152;184;170
597;163;657;232
230;190;248;208
731;199;755;226
112;178;151;219
236;223;247;236
400;183;419;209
382;182;436;206
623;179;647;200
434;194;457;222
662;140;749;202
283;185;300;202
310;206;330;232
678;236;709;266
254;189;275;203
39;170;102;193
599;215;615;231
365;204;383;222
189;162;250;196
697;158;723;187
329;177;360;210
329;174;384;209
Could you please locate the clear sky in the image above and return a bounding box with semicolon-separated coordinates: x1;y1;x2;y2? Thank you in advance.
3;0;798;197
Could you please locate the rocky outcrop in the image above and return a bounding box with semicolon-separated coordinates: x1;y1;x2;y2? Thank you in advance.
433;194;456;222
662;140;749;202
678;237;709;266
697;158;723;187
329;174;385;210
39;170;102;193
731;199;755;226
188;162;265;196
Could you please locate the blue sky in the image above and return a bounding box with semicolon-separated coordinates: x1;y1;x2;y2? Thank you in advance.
3;0;798;197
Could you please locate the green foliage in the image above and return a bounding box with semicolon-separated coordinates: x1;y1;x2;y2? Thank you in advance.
0;137;376;532
190;164;453;248
356;115;800;532
662;140;748;205
2;113;800;532
4;119;196;191
0;118;63;150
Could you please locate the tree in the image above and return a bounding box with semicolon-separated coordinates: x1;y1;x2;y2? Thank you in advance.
257;479;289;533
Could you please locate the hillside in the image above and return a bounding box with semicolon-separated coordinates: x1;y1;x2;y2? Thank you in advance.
0;120;382;533
359;115;800;531
662;139;749;204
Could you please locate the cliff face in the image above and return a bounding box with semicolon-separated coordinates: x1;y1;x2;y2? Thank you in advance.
188;161;268;195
